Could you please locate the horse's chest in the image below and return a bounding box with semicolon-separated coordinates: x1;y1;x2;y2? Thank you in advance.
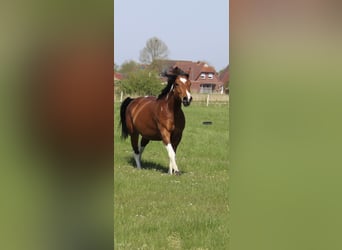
158;110;184;131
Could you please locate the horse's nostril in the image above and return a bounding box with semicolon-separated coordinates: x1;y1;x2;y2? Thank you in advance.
182;96;192;106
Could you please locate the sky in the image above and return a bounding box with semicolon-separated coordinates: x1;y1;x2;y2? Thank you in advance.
114;0;229;71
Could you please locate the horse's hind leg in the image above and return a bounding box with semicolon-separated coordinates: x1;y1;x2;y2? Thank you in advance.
139;137;150;162
130;133;141;169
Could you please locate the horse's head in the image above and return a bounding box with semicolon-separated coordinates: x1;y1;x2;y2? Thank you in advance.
174;74;192;107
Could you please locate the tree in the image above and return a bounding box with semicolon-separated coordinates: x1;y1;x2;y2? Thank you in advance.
118;60;139;77
139;37;169;64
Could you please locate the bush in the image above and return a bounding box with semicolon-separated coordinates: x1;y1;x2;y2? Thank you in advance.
117;70;163;96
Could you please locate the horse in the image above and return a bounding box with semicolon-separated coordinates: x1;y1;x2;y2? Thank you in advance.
119;67;192;175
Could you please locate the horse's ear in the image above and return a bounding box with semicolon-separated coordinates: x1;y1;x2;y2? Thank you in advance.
172;66;188;76
172;66;179;74
162;68;173;78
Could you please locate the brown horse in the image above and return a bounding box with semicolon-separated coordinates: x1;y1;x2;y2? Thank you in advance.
119;67;192;175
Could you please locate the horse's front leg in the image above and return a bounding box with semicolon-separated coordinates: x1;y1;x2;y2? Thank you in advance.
158;124;180;175
164;143;180;175
160;127;180;175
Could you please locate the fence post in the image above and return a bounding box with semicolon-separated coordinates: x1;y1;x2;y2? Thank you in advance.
120;91;123;102
206;94;210;107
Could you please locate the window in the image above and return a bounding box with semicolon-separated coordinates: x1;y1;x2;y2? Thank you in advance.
208;73;214;79
200;73;206;79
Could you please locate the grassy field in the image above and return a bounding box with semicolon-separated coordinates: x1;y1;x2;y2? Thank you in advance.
114;101;229;249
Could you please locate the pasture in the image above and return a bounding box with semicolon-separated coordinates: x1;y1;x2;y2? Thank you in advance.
114;100;229;249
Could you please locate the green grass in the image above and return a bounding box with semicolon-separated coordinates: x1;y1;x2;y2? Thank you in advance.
114;102;229;249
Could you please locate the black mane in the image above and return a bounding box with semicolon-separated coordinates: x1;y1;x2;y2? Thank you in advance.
157;67;189;100
157;75;177;100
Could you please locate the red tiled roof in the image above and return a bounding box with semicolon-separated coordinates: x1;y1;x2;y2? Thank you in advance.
154;60;225;92
219;65;230;84
159;60;219;81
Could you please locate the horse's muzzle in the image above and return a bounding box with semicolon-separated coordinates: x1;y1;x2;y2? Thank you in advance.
182;96;192;106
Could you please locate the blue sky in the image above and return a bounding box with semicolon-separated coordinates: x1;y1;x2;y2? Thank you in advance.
114;0;229;71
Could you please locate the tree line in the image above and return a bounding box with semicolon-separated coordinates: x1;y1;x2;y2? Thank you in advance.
115;37;169;96
115;36;230;96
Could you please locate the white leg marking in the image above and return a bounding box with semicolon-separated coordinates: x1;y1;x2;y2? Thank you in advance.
165;143;179;174
133;153;141;169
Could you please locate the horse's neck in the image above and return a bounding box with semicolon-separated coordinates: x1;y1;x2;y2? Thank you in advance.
166;91;181;112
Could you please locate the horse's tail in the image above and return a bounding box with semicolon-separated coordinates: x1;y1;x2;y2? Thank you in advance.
119;97;134;140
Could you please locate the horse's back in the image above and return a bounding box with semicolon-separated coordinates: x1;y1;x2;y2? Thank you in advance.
127;96;157;117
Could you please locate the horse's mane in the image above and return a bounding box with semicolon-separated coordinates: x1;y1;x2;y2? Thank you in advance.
157;67;189;100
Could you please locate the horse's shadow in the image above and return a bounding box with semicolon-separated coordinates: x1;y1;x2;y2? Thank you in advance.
127;157;169;173
126;157;187;174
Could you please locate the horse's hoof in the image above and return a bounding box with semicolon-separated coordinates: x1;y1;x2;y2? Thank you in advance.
174;171;181;176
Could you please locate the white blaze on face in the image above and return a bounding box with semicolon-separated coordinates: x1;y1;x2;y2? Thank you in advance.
178;77;191;100
179;77;187;84
186;90;191;100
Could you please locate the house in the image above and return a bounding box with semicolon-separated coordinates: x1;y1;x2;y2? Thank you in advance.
113;71;123;95
114;71;122;82
218;65;230;94
156;60;225;94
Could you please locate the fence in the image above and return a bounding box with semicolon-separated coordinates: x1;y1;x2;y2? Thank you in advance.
115;91;229;106
191;93;229;106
